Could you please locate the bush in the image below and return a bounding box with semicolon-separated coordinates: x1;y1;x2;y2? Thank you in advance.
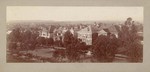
126;42;143;62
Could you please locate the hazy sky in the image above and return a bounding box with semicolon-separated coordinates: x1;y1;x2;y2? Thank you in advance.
7;6;143;22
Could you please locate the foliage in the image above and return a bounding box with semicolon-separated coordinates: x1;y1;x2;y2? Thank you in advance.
37;37;46;46
63;30;74;47
47;38;54;46
8;27;39;51
92;35;119;62
119;22;143;62
125;41;143;62
92;33;98;44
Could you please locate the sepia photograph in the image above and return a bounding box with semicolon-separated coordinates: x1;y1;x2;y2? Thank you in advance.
6;6;143;63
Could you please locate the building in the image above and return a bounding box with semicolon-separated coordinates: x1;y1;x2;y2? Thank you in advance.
77;25;92;45
39;27;50;38
92;24;119;38
53;27;62;41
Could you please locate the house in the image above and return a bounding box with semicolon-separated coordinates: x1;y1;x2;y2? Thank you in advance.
53;27;63;41
39;27;50;38
92;24;119;38
77;25;92;45
52;26;76;42
99;25;119;38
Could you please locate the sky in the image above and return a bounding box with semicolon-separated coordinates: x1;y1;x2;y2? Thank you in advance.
7;6;143;22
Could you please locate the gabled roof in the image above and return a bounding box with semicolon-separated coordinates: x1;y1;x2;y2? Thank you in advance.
77;26;92;34
108;25;118;34
103;28;109;33
100;25;118;34
98;29;107;34
114;25;121;32
91;25;103;33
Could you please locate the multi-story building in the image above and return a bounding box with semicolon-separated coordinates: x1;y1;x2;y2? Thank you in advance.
77;25;92;45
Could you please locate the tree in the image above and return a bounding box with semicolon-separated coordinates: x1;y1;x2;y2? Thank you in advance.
126;41;143;62
75;41;87;53
47;38;54;46
7;28;21;51
129;24;138;42
24;29;32;42
29;34;38;50
126;24;143;62
37;37;46;46
92;35;109;62
63;31;83;62
20;29;34;50
92;34;119;62
63;30;74;47
66;43;80;62
92;33;98;44
9;28;21;42
105;34;119;62
119;18;143;62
